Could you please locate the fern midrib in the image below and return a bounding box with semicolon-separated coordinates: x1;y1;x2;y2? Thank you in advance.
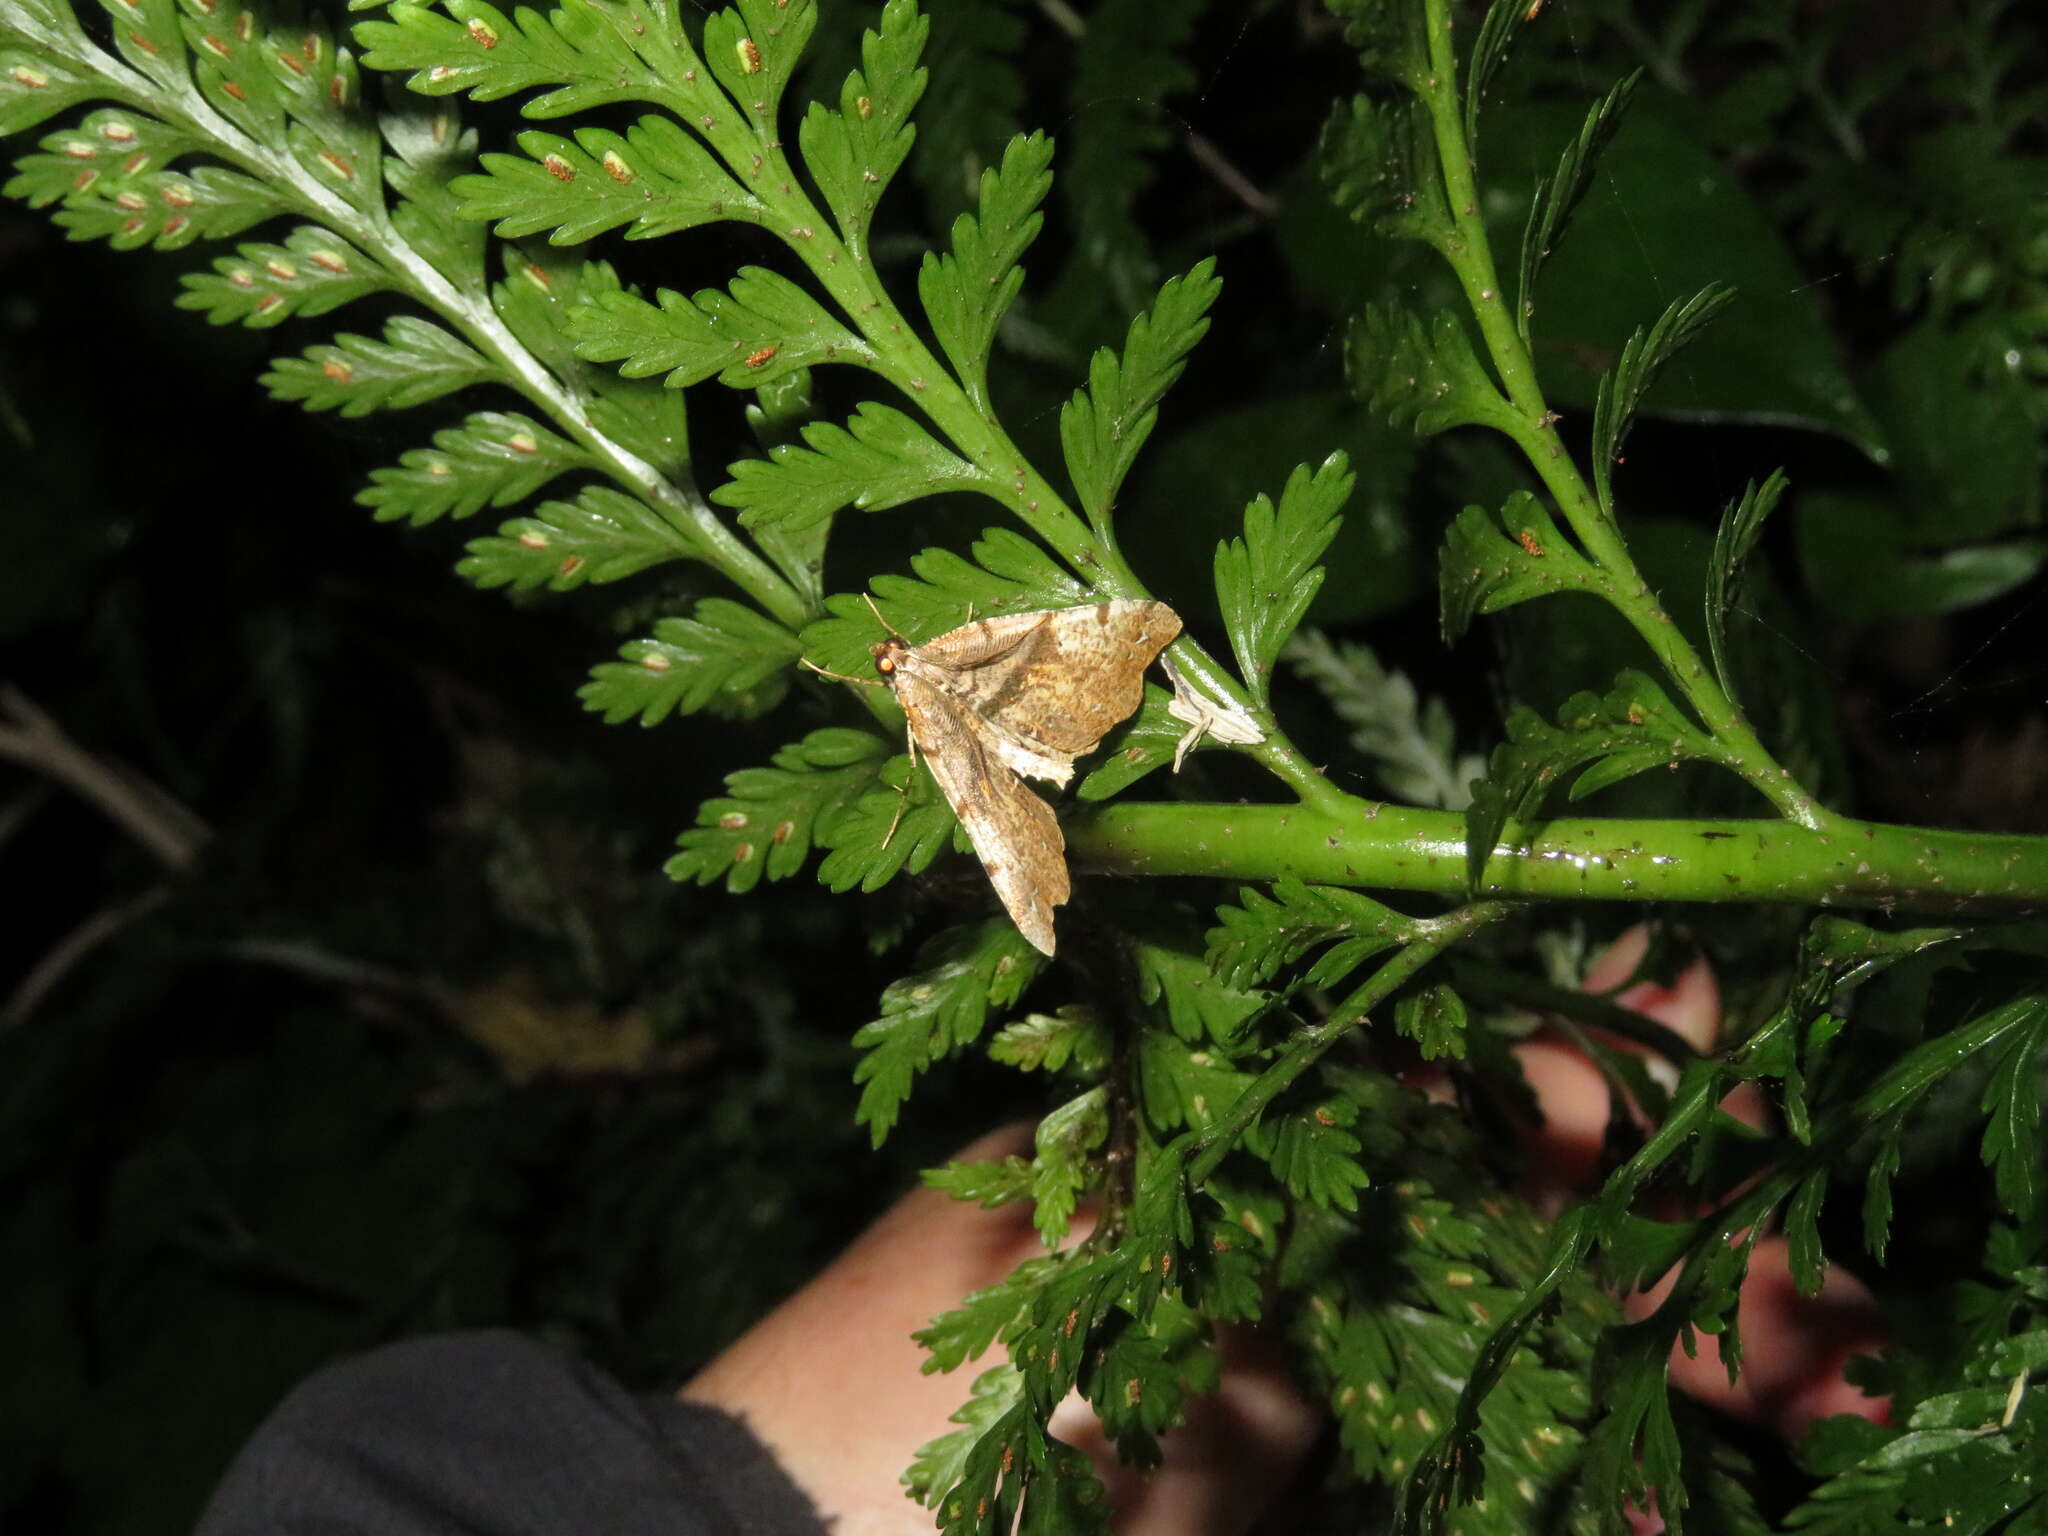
21;5;811;633
1415;0;1835;836
749;180;1357;815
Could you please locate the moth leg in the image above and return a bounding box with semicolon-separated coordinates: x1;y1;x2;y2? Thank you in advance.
880;719;918;851
880;781;912;850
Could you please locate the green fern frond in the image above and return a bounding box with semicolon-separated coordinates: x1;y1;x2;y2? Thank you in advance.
853;920;1046;1145
178;226;390;326
1058;258;1221;529
1214;456;1353;704
918;131;1053;412
359;411;591;526
262;314;494;415
572;267;877;388
457;485;706;590
581;598;803;725
713;401;988;545
454;118;762;243
667;726;889;892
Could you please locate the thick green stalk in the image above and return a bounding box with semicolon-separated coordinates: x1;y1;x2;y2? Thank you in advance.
1070;800;2048;916
1186;901;1509;1187
1414;0;1833;832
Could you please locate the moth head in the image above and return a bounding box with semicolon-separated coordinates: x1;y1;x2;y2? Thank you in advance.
872;636;909;675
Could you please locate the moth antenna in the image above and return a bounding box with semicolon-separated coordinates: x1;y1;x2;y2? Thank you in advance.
863;593;909;642
798;657;881;688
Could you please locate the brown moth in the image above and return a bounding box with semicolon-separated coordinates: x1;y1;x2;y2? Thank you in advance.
874;600;1182;956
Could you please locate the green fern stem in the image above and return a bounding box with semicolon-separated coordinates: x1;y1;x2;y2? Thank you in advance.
13;5;809;632
820;315;1348;812
1415;0;1833;834
1070;800;2048;915
442;0;1352;815
730;145;1350;812
775;205;1108;564
1185;900;1510;1188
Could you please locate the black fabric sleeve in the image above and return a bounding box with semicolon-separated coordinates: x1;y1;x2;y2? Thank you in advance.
194;1330;829;1536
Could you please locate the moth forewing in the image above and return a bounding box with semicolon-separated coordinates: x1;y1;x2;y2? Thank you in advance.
874;600;1182;955
888;669;1068;956
886;642;1079;786
908;601;1181;749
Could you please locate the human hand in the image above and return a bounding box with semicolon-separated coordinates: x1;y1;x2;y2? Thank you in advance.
1525;926;1889;1446
679;1119;1319;1536
681;926;1888;1534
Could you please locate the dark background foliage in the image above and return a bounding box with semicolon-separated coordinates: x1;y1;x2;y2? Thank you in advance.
1;0;2043;1530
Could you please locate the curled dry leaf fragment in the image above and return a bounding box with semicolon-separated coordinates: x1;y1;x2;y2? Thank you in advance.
1161;655;1267;771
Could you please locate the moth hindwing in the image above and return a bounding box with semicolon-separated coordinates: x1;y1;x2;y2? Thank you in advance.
875;600;1182;955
